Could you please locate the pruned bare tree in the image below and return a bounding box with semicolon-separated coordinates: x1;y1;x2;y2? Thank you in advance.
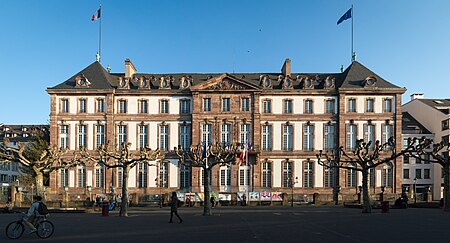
175;143;239;216
80;142;164;217
404;137;450;211
0;130;80;198
317;138;417;213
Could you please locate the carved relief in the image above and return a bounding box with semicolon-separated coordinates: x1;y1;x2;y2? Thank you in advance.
206;79;245;90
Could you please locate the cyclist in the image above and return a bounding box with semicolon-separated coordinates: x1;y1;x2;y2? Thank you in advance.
23;195;45;234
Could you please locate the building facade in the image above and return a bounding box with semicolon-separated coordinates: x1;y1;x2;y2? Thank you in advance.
46;58;405;203
403;94;450;200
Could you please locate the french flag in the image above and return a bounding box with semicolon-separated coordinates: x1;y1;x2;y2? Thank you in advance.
91;8;101;21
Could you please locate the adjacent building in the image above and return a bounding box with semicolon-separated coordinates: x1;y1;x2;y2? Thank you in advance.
46;58;405;203
403;94;450;200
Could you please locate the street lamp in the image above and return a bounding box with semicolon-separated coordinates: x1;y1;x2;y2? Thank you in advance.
64;186;69;208
87;185;92;203
17;187;23;207
358;186;363;204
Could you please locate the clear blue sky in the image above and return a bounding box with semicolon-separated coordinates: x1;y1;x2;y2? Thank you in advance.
1;0;449;124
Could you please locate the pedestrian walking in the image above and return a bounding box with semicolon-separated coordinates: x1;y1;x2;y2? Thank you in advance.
169;192;183;223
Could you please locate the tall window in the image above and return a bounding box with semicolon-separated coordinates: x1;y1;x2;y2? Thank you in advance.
364;124;375;150
60;169;68;187
203;98;211;112
324;163;335;188
403;169;410;179
383;163;393;187
262;125;272;151
324;125;335;151
78;125;87;148
304;125;314;151
305;99;313;114
239;167;250;186
79;99;87;113
382;124;393;150
325;100;335;114
346;124;357;150
202;124;212;145
221;124;232;147
118;125;127;149
303;160;314;188
159;162;169;188
138;124;149;149
160;100;169;114
283;161;293;188
77;166;86;188
180;164;191;189
241;98;250;112
347;163;357;187
180;99;191;114
424;169;430;179
138;162;148;188
384;99;392;112
283;99;293;114
179;125;191;150
262;162;272;188
263;100;271;113
403;155;410;164
201;168;213;186
97;99;105;113
366;99;374;112
117;168;123;188
96;125;105;148
416;169;422;179
95;164;104;188
222;98;230;112
119;100;127;114
369;168;375;188
283;124;293;151
139;99;148;113
220;166;231;186
159;125;169;151
240;124;250;146
61;99;69;113
348;98;356;112
60;125;69;149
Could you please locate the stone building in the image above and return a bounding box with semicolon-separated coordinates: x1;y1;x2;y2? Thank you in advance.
46;58;405;203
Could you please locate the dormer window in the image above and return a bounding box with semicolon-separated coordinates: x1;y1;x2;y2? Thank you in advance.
139;77;148;89
75;74;91;87
303;78;314;89
364;77;377;87
118;77;129;89
283;78;293;89
261;76;272;89
159;77;171;89
180;76;191;89
325;77;335;89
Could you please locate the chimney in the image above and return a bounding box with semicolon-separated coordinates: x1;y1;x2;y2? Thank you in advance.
410;93;424;101
125;58;136;78
281;58;291;77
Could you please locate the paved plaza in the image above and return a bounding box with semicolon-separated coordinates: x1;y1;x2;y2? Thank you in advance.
1;206;449;242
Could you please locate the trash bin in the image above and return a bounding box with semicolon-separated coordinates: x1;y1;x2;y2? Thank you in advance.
102;203;109;216
381;201;389;213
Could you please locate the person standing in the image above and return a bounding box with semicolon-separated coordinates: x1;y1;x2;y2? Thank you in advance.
169;192;183;223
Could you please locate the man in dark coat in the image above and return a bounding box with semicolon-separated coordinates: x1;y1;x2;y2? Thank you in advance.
169;192;183;223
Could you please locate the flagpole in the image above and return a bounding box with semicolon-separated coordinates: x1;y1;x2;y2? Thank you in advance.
351;4;354;62
99;5;102;63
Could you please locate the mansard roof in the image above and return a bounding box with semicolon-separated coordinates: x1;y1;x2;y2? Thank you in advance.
47;61;118;90
47;60;404;93
416;99;450;115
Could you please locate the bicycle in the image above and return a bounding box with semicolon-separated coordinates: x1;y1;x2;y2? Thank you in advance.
5;212;54;239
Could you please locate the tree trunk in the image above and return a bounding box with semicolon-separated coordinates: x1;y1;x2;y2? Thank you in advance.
361;169;372;213
33;167;45;198
203;167;211;216
443;164;450;212
120;165;130;217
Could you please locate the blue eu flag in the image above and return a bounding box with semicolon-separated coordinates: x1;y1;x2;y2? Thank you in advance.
337;8;352;25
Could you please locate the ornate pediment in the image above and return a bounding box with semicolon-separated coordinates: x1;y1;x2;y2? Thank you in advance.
205;78;246;90
192;73;261;91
